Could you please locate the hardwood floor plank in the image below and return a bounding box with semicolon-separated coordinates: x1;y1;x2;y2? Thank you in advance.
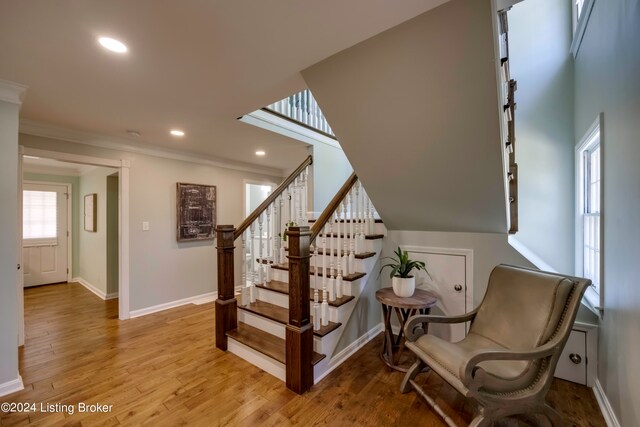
0;282;607;427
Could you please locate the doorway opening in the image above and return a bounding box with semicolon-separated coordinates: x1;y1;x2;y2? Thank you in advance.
17;147;131;349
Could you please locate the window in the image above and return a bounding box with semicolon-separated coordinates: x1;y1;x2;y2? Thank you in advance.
576;115;603;312
570;0;595;57
23;190;58;243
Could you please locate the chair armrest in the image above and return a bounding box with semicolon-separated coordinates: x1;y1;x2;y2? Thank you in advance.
459;337;564;388
404;311;477;342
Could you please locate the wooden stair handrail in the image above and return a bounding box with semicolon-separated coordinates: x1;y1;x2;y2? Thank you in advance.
309;172;358;243
234;155;313;240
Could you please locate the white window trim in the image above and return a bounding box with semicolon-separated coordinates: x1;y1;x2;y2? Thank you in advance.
575;113;604;317
570;0;596;58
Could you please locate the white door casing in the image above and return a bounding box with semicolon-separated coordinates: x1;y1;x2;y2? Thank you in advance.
22;182;70;287
403;246;473;343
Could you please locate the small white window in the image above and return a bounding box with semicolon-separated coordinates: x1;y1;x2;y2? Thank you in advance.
23;190;58;243
576;115;603;311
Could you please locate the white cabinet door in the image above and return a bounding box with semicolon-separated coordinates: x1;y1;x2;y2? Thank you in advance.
555;330;587;385
23;183;69;287
405;248;469;342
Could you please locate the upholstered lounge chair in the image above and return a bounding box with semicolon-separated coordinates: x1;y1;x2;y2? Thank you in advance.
400;264;590;427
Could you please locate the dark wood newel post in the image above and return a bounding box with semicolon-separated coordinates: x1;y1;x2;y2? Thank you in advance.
285;226;314;394
215;225;237;351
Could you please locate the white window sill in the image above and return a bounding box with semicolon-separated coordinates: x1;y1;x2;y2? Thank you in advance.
582;286;602;318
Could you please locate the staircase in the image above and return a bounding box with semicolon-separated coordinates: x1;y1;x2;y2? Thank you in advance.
214;157;385;393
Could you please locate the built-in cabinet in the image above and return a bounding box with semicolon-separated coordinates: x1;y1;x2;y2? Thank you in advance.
554;322;597;386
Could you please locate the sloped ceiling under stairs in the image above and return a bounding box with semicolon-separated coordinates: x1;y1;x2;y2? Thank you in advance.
302;0;507;233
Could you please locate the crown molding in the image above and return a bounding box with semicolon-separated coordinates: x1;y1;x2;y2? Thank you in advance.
0;79;28;105
19;120;285;178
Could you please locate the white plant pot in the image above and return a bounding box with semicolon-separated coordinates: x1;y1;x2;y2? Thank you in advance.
392;276;415;298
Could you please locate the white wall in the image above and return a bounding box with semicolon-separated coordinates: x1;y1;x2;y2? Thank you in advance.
310;142;352;213
78;167;117;294
0;98;20;391
19;133;284;312
303;0;507;233
573;0;640;424
508;0;576;274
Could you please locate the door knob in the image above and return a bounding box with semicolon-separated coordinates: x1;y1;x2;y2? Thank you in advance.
454;284;463;292
569;353;582;364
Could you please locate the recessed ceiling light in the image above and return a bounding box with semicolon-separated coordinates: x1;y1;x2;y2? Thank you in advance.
98;37;128;53
170;129;185;137
126;130;141;137
255;150;266;156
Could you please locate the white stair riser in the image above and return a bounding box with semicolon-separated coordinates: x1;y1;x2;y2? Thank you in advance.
238;309;334;353
228;338;286;382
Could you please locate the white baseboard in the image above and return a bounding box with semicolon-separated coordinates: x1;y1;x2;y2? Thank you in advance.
593;378;621;427
0;375;24;397
314;322;384;383
129;291;217;318
73;277;118;300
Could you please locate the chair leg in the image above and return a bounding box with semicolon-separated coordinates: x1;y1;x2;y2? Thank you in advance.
541;403;565;427
400;360;425;393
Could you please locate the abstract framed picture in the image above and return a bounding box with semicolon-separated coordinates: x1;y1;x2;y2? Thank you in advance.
84;193;97;232
176;183;216;241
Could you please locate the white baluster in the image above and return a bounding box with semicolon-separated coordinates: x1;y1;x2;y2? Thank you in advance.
266;205;272;283
354;183;361;254
336;205;344;299
321;223;329;326
249;222;256;303
274;196;281;264
358;182;366;253
348;190;355;274
329;214;336;302
342;200;349;277
241;231;248;306
258;213;264;285
313;246;320;331
369;194;375;235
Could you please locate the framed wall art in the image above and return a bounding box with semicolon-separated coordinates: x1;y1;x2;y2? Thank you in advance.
177;183;216;241
84;193;97;232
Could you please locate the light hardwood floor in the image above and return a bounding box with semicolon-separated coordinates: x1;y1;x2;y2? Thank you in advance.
1;283;606;426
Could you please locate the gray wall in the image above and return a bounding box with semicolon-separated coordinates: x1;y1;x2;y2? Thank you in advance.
573;0;640;424
78;167;118;294
310;142;352;213
508;0;575;273
23;172;80;277
303;0;507;233
106;174;119;295
19;133;284;312
0;99;20;387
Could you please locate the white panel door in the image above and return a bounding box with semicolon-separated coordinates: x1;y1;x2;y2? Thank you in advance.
405;249;468;342
23;183;69;287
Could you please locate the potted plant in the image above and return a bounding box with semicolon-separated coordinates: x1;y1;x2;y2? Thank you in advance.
380;247;430;297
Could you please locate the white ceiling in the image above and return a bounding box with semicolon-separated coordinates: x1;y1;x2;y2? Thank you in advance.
0;0;449;173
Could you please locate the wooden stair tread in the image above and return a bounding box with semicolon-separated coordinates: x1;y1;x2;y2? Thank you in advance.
238;300;342;337
285;248;376;259
271;264;366;281
318;233;384;240
255;281;355;308
227;322;325;365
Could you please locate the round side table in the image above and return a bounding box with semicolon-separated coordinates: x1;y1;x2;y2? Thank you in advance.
375;287;438;372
